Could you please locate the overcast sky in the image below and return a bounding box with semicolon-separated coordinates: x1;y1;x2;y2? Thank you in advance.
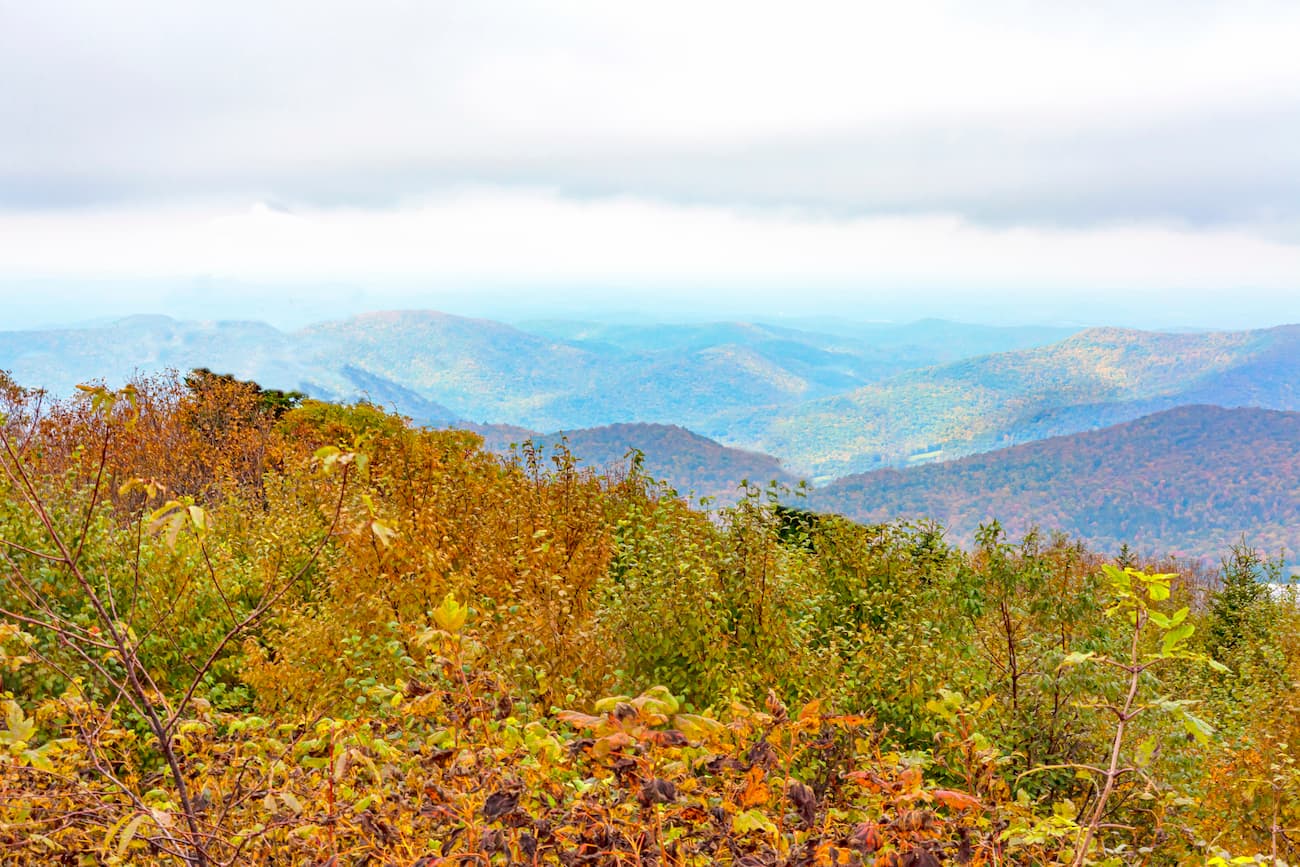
2;1;1299;329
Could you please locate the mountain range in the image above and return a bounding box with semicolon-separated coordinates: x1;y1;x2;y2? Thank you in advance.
810;404;1300;562
5;309;1300;560
0;310;1075;444
4;311;1300;472
750;324;1300;478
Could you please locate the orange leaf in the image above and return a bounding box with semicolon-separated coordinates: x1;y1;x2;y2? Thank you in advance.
797;698;822;730
897;766;924;793
843;770;887;793
592;731;634;757
814;841;856;865
555;710;604;731
930;789;982;811
739;765;770;808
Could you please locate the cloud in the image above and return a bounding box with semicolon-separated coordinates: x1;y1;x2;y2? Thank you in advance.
2;0;1299;230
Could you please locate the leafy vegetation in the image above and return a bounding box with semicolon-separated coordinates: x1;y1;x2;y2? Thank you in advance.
814;404;1300;560
2;370;1300;864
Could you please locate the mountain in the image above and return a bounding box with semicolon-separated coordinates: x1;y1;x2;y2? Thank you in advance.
516;317;1076;385
810;405;1300;561
0;315;297;393
0;315;460;425
464;421;797;503
0;310;1079;439
302;313;1080;433
749;324;1300;478
16;311;1300;488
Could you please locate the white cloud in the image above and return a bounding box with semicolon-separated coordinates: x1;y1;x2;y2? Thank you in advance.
1;191;1296;311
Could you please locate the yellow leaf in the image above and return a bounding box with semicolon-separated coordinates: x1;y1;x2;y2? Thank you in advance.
117;814;148;856
370;519;397;547
432;593;467;633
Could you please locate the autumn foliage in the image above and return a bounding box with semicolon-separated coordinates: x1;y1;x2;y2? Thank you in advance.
2;370;1300;865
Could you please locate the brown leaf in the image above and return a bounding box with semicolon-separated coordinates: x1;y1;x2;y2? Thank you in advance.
902;847;942;867
646;728;689;747
766;689;789;723
637;778;678;806
787;780;817;828
850;820;882;854
482;790;519;821
747;739;776;770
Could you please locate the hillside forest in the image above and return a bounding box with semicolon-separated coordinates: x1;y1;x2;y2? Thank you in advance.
814;405;1300;561
3;369;1300;865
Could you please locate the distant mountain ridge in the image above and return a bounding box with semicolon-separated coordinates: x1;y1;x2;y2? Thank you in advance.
9;312;1300;560
0;309;1077;437
749;324;1300;477
810;405;1300;561
7;311;1300;486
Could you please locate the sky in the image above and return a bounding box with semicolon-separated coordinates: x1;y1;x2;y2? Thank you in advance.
2;1;1299;329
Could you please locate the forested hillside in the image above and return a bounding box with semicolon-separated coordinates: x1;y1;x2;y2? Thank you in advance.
3;369;1300;864
812;405;1300;560
468;421;797;502
755;324;1300;477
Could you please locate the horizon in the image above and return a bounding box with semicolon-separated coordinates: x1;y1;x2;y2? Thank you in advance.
2;299;1298;336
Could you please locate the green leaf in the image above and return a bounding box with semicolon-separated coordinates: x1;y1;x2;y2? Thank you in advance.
593;695;632;713
187;504;209;534
1134;735;1157;768
1162;622;1195;655
1147;580;1171;602
1052;799;1078;821
1180;710;1214;744
732;808;777;835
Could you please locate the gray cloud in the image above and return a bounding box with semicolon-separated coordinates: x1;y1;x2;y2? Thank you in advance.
8;103;1300;230
2;1;1299;232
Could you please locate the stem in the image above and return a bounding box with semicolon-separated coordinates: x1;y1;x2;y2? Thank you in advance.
1072;609;1146;867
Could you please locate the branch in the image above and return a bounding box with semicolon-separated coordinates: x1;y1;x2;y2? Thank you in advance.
164;463;352;737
